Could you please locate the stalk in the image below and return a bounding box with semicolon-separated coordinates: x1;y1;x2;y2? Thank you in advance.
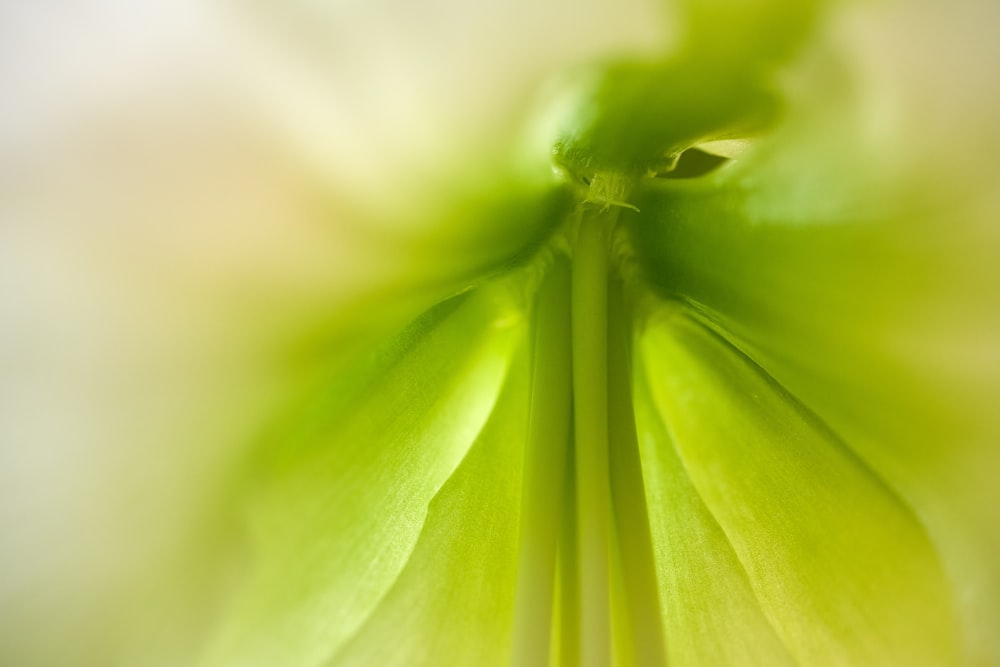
572;208;614;667
607;275;666;667
558;436;580;667
510;255;574;667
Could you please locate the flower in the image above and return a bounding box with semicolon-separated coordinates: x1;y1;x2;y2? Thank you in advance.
1;0;999;666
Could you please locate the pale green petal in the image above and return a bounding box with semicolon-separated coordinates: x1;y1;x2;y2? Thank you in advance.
633;168;1000;666
639;303;964;666
626;1;1000;660
195;283;524;667
329;338;530;667
632;344;795;667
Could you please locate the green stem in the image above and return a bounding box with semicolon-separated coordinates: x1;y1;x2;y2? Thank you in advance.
511;255;574;667
558;436;580;667
608;275;667;667
572;209;614;667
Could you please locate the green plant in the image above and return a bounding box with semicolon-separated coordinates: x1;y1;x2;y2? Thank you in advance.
2;0;999;665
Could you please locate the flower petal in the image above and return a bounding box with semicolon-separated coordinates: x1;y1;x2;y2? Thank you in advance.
639;303;964;666
628;1;1000;659
328;338;531;667
633;347;796;666
194;284;523;667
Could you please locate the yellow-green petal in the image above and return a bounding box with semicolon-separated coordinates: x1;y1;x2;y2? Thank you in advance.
633;344;796;667
639;303;964;666
196;284;523;667
329;337;530;666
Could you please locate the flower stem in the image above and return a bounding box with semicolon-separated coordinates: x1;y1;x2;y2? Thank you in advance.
512;204;660;666
511;255;573;667
556;435;580;667
607;275;667;667
572;208;614;667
